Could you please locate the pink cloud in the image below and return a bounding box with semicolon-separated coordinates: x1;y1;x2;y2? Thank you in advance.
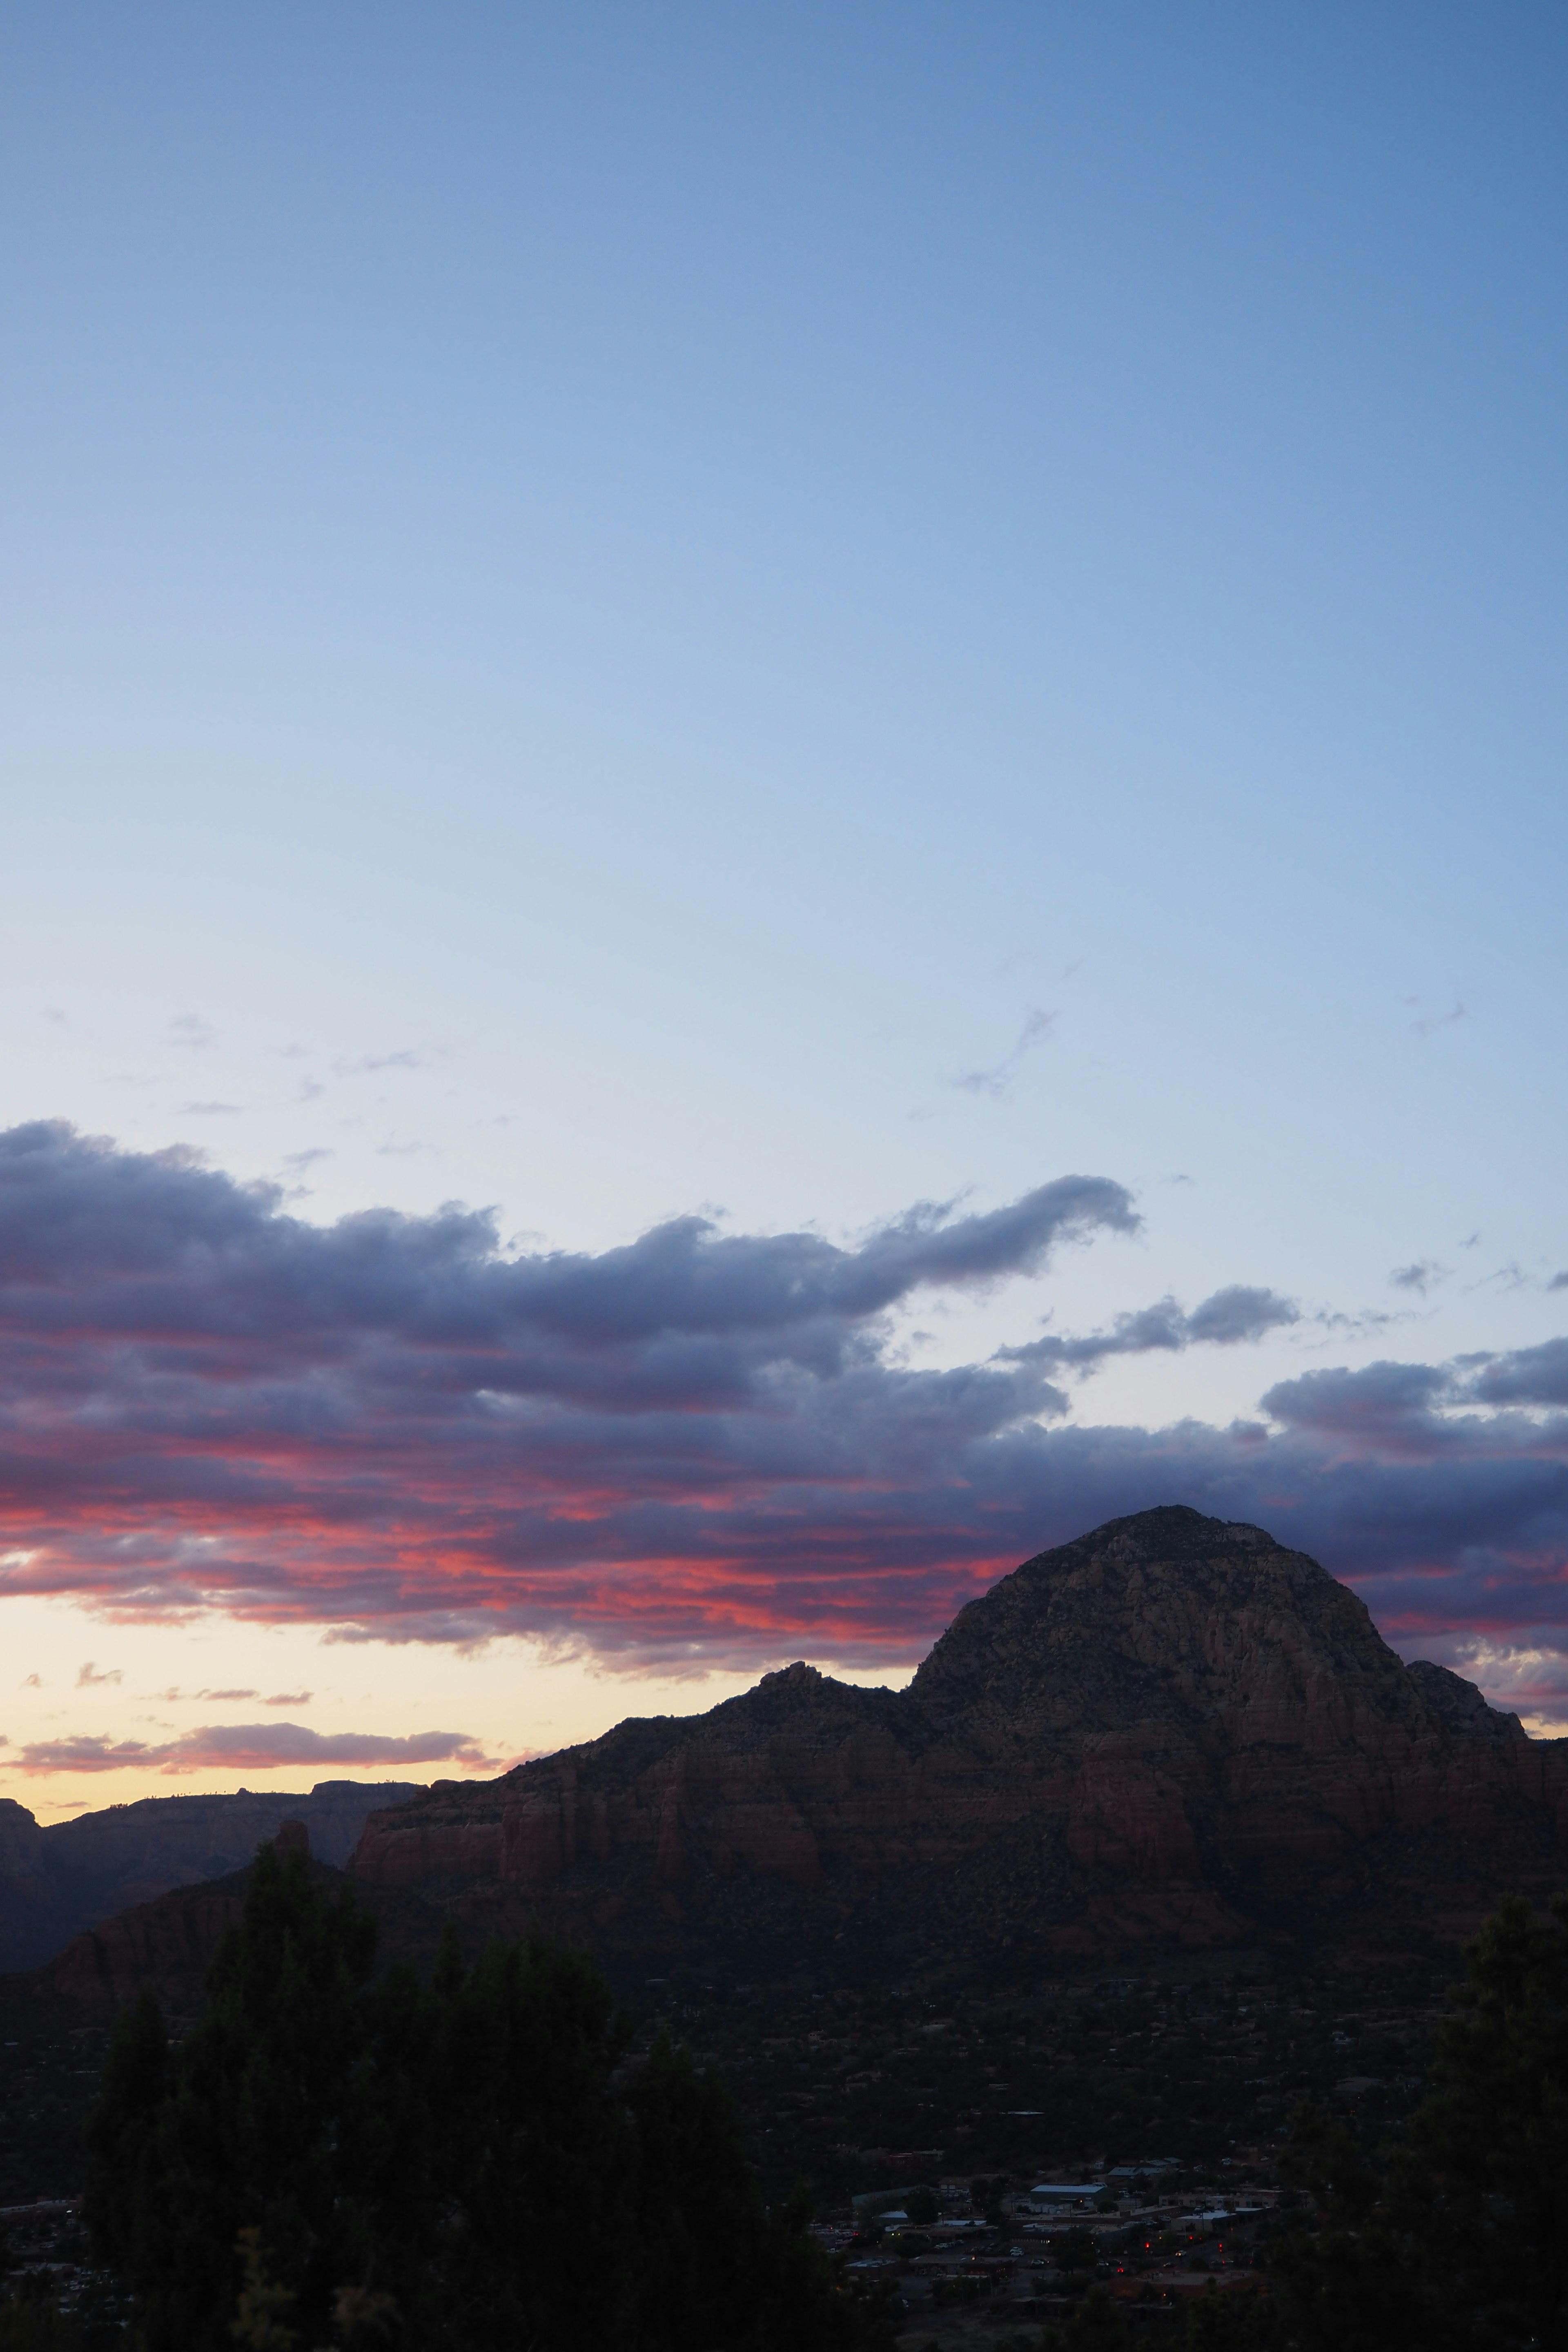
0;1123;1564;1698
15;1721;495;1775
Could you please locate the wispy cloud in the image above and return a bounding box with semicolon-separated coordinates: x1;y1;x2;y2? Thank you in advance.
333;1049;425;1077
1001;1285;1300;1376
949;1008;1056;1100
1467;1261;1531;1294
76;1662;121;1688
1409;998;1467;1038
1391;1260;1447;1294
1310;1306;1401;1337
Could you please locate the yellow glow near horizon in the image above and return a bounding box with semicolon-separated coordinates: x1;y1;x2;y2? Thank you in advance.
0;1595;914;1819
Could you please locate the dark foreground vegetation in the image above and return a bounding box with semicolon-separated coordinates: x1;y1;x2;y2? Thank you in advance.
1024;1892;1568;2352
0;1872;1563;2350
77;1846;896;2351
1263;1891;1568;2352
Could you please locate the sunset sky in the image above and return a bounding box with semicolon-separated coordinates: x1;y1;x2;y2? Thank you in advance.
3;4;1566;1813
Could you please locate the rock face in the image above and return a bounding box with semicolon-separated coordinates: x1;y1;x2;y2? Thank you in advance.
45;1872;254;2020
0;1780;426;1972
350;1508;1568;1965
1405;1659;1528;1745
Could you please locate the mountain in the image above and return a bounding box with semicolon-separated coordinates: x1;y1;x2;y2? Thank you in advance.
11;1509;1566;2007
0;1780;425;1971
348;1507;1567;1969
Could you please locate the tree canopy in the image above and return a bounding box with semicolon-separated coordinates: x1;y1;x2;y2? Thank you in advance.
1273;1891;1568;2352
84;1846;895;2352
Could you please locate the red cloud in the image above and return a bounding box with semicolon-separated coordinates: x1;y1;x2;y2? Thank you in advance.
0;1122;1565;1682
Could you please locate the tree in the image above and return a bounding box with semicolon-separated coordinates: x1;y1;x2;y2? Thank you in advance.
1410;1890;1568;2345
85;1846;897;2352
1272;1890;1568;2352
1268;2098;1437;2352
87;1842;380;2351
412;1931;638;2351
627;2032;894;2351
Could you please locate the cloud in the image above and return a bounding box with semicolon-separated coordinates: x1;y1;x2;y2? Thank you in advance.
1410;999;1467;1038
333;1050;425;1077
169;1015;218;1051
14;1722;492;1775
76;1662;121;1687
265;1690;312;1706
1001;1285;1299;1374
1391;1260;1447;1294
1468;1261;1530;1294
152;1686;270;1702
21;1672;40;1687
0;1124;1566;1692
1464;1337;1568;1410
127;1685;259;1701
1261;1359;1454;1446
1550;1272;1568;1292
1185;1286;1300;1344
950;1008;1056;1100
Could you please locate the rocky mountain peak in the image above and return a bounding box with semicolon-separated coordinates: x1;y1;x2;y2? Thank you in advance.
906;1504;1414;1747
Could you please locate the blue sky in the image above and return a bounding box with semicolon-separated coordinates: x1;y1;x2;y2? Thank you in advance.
2;4;1566;1806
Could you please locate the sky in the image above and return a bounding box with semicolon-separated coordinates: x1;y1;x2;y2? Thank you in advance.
2;3;1566;1815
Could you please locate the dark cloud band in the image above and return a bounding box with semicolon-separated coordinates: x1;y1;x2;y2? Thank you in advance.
0;1123;1565;1691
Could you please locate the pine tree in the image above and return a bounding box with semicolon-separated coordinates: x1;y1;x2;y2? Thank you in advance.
85;1844;381;2352
84;1846;898;2351
627;2029;894;2351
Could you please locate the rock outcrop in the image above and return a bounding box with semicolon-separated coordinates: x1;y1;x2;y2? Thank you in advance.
350;1508;1568;1965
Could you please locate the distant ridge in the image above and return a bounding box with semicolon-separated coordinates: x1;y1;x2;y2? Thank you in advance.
0;1779;425;1972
